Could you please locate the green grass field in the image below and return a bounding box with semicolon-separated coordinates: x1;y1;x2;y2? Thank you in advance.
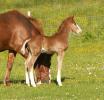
0;0;104;100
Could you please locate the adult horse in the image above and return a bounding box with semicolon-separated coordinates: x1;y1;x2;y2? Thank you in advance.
0;10;43;87
4;14;51;86
26;16;82;86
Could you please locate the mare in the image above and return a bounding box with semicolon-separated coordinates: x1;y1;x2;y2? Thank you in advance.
26;16;82;86
4;13;52;86
0;10;44;87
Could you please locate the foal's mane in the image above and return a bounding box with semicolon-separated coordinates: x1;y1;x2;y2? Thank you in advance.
56;16;74;34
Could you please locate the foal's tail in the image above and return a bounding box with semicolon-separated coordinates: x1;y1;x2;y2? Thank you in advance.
20;39;31;57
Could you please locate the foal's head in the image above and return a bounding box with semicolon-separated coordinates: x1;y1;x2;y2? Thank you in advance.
64;16;82;34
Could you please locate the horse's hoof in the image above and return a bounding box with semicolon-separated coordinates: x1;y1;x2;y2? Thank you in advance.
4;80;11;86
26;83;31;87
36;81;42;85
58;82;63;87
31;84;36;87
59;84;62;87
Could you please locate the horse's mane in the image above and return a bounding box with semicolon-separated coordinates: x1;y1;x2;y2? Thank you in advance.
56;16;74;34
27;17;44;35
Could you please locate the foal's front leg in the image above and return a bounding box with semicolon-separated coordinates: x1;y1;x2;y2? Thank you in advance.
57;51;64;86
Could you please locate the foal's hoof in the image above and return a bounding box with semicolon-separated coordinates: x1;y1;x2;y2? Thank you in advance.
59;84;63;87
58;82;63;87
26;83;31;87
36;81;42;85
31;84;36;87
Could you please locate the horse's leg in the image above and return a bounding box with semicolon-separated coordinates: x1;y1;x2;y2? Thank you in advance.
4;50;16;86
25;65;30;86
57;51;64;86
25;52;39;87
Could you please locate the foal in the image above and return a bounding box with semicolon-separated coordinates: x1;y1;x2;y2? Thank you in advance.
26;16;82;86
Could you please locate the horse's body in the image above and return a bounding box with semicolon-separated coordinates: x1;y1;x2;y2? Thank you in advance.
4;13;51;85
0;10;43;87
0;12;27;52
26;16;82;86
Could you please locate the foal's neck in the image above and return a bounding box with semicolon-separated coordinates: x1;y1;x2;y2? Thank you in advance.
56;24;71;41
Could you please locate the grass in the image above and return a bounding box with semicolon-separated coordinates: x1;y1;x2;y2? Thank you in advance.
1;41;104;100
0;0;104;100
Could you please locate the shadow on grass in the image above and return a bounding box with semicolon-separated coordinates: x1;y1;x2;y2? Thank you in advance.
51;76;75;85
0;80;25;85
0;77;75;86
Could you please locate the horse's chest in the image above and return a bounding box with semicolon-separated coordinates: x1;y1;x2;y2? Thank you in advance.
56;41;68;49
41;47;53;54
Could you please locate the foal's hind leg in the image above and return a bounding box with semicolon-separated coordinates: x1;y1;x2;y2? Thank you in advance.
57;51;64;86
4;50;16;86
25;52;39;87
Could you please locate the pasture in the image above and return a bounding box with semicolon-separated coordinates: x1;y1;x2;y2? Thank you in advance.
0;0;104;99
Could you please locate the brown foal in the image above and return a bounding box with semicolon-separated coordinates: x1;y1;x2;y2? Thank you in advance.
26;16;82;86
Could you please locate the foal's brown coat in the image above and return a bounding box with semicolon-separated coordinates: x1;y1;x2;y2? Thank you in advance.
27;16;82;86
